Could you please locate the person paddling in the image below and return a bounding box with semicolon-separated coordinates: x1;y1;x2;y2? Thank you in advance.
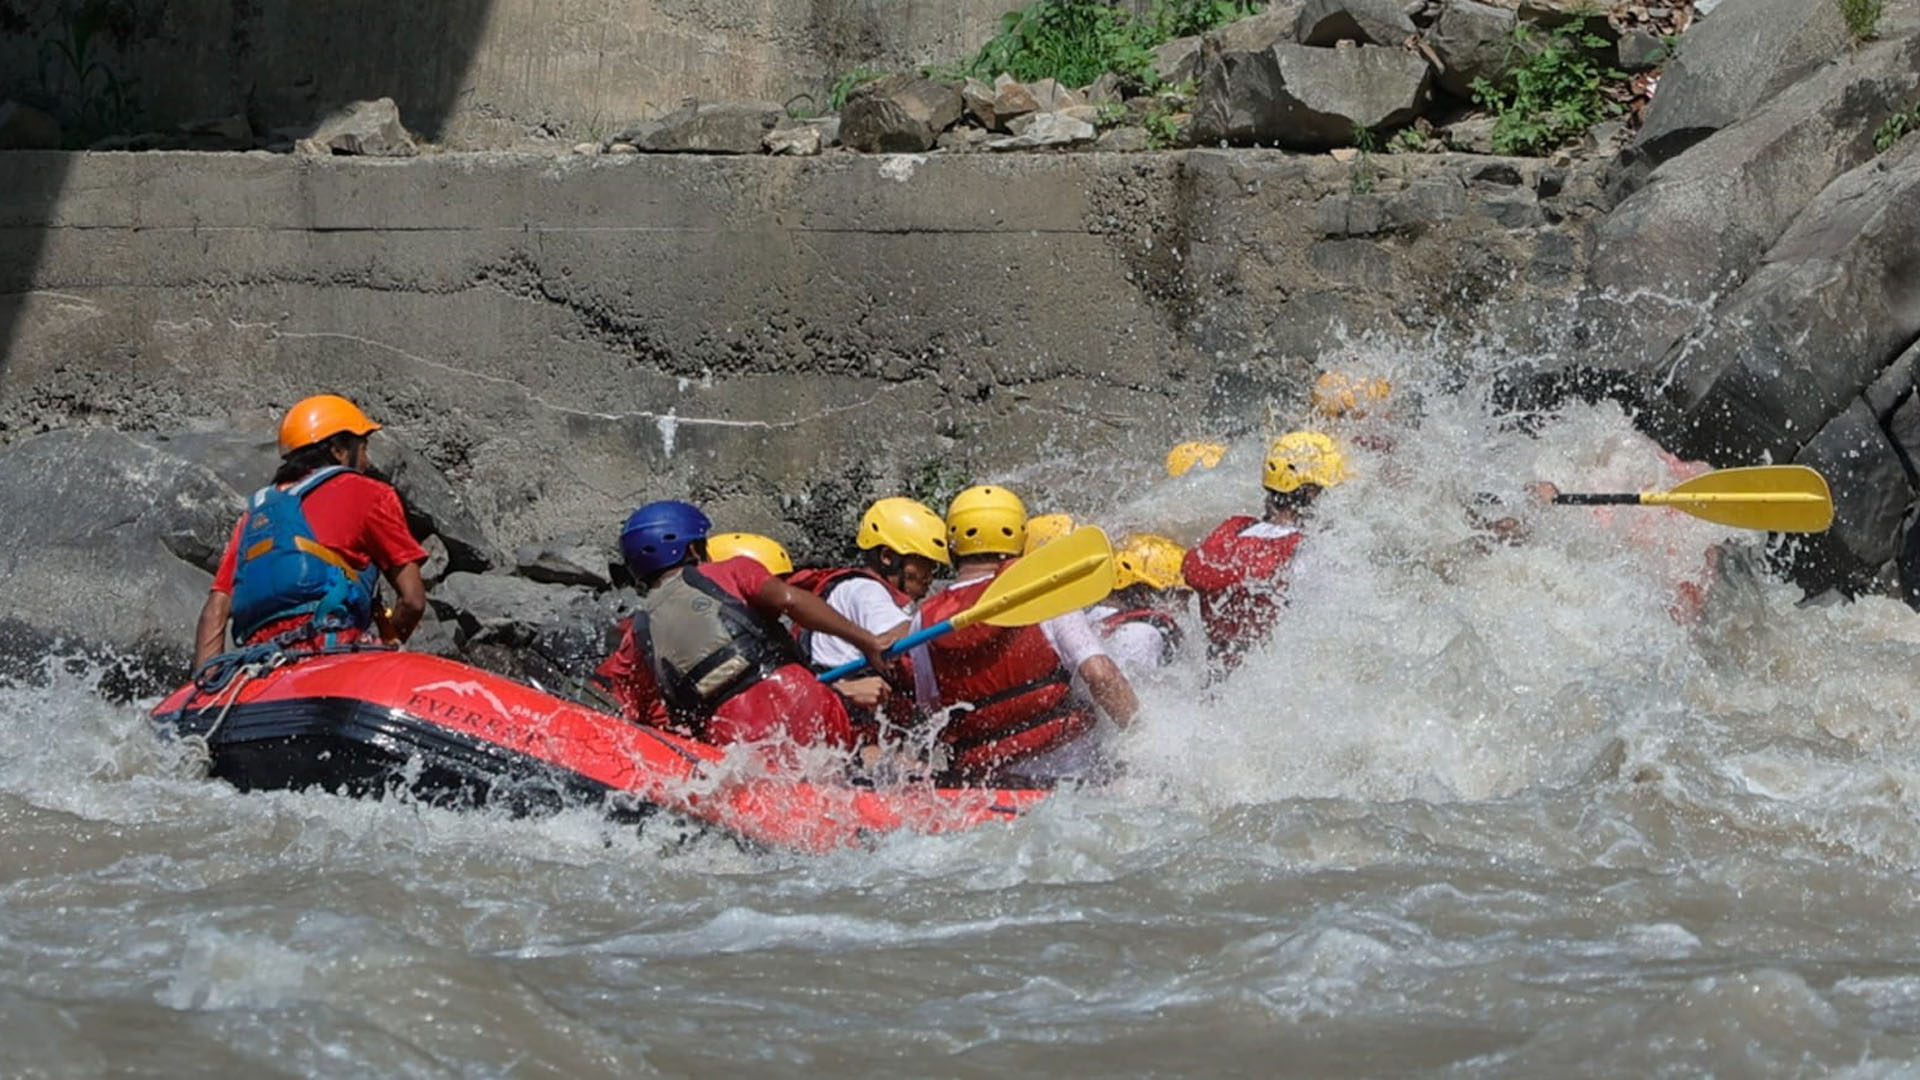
1183;430;1347;675
193;394;428;669
787;496;950;728
1090;533;1190;673
591;501;892;761
915;485;1138;785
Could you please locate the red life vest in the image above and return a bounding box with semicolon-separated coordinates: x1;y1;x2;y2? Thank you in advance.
1181;515;1304;668
919;572;1095;778
1099;607;1183;666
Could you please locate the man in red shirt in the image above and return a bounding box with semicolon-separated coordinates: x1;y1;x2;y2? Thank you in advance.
593;500;893;757
193;395;428;668
1183;430;1347;674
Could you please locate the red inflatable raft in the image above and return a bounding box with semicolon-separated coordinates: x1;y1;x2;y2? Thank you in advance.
150;649;1048;852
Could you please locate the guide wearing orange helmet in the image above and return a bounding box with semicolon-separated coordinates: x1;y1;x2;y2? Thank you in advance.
1182;431;1348;674
193;394;429;669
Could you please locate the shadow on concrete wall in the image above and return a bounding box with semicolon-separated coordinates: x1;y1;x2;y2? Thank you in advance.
0;0;498;394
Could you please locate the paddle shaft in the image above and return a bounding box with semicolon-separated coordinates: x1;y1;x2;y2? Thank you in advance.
817;619;953;684
1556;493;1829;506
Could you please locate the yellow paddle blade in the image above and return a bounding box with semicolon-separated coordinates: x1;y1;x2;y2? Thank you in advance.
953;526;1116;631
1642;465;1833;533
1166;440;1226;477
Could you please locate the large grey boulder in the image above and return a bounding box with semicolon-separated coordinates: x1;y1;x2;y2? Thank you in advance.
1885;338;1920;462
1792;400;1918;592
1426;0;1519;99
1154;36;1205;85
0;430;242;676
840;74;964;152
428;572;636;693
1190;42;1432;148
1585;30;1920;375
367;430;499;574
1296;0;1418;46
1636;0;1851;165
514;534;615;588
624;101;786;154
1658;138;1920;465
128;427;498;575
1205;3;1307;52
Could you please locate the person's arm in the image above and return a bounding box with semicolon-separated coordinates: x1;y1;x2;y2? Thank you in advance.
383;562;427;643
362;482;429;643
192;591;231;669
591;621;669;726
197;517;246;667
754;577;891;674
1077;655;1139;727
1045;610;1139;727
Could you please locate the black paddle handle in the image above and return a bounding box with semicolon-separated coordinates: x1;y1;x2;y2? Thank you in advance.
1554;493;1640;505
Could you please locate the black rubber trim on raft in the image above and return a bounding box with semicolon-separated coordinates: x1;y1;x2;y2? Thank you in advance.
153;696;627;818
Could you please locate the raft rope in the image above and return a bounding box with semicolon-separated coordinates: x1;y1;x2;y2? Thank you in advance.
183;636;398;748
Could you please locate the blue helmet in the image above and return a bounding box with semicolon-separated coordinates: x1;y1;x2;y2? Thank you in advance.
620;500;712;576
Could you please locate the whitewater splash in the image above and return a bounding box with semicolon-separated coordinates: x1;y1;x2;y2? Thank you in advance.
9;362;1920;1076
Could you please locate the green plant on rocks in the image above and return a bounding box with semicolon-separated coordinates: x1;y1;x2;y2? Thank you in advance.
828;69;887;111
1876;102;1920;151
962;0;1261;89
1838;0;1884;42
1143;105;1183;148
1387;126;1429;153
1349;124;1380;193
1144;0;1263;41
1470;22;1624;157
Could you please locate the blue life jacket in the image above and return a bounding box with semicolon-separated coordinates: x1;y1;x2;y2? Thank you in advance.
229;466;381;643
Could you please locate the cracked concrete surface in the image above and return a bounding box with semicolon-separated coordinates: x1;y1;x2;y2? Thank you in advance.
0;149;1607;562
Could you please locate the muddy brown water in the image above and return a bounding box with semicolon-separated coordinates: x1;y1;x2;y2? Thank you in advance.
6;392;1920;1078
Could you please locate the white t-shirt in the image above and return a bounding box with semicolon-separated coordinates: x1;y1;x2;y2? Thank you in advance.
1087;602;1169;672
808;575;911;668
1238;521;1300;540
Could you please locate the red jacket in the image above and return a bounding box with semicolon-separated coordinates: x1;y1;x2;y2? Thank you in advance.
920;572;1095;779
1181;516;1303;670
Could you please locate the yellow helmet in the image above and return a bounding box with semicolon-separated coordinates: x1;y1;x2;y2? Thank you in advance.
1311;371;1393;419
857;497;951;565
1023;513;1077;554
946;484;1027;557
1114;533;1187;591
1263;431;1348;493
706;532;793;575
1166;440;1226;477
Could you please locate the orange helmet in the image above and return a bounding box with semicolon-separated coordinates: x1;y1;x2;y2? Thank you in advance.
278;394;382;456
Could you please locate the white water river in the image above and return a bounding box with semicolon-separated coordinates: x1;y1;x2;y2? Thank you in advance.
6;381;1920;1077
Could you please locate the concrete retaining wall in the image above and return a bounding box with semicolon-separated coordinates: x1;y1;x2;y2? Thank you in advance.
0;148;1604;560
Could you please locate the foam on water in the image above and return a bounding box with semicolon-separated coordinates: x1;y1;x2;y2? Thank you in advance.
10;358;1920;1074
